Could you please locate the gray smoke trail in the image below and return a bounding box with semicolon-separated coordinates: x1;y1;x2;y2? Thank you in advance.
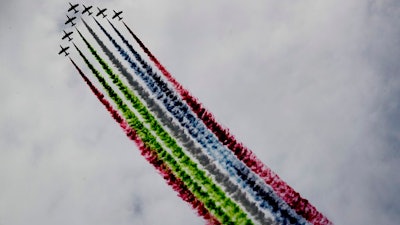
104;18;306;225
83;18;273;225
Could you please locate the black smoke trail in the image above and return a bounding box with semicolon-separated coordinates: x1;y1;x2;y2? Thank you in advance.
91;18;274;224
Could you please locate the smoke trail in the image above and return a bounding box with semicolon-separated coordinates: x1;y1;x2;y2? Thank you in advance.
122;22;331;225
69;58;220;225
89;19;274;225
108;20;301;225
72;44;233;224
75;28;254;224
72;37;254;225
107;21;306;225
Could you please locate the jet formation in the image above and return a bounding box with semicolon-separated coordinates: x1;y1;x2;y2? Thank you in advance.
59;3;123;57
64;3;123;21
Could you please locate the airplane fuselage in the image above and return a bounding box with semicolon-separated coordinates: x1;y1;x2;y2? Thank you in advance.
58;45;70;56
65;15;77;26
112;10;123;20
68;3;79;14
62;31;73;41
96;7;107;18
82;5;93;15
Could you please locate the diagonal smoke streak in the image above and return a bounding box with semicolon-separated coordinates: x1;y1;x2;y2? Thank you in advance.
69;58;220;225
107;19;300;225
121;22;332;225
73;30;254;224
72;44;235;224
108;20;306;225
89;18;274;225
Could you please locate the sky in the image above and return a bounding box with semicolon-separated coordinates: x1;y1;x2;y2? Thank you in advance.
1;0;400;224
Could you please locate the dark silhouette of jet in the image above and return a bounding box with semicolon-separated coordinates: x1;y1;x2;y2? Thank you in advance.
58;45;70;56
65;15;77;26
112;10;123;20
62;30;73;41
68;3;79;14
82;5;93;15
96;7;107;18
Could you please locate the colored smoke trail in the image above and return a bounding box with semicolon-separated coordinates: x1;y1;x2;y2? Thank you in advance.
72;43;233;224
69;58;220;225
94;19;274;225
121;21;183;92
110;21;305;225
73;35;254;224
75;27;254;224
111;20;303;225
122;22;331;225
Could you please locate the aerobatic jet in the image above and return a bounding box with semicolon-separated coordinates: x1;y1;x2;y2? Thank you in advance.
96;7;107;18
68;3;79;14
58;45;70;56
61;30;73;41
82;5;93;15
65;15;77;26
112;10;123;20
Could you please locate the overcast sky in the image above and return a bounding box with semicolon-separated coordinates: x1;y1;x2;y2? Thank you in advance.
1;0;399;224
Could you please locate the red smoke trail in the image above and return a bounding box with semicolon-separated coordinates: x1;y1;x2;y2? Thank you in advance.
69;58;220;225
122;23;331;225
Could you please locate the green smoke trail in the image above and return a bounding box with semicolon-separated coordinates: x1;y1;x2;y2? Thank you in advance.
74;29;253;224
70;57;220;224
84;18;271;224
72;33;253;224
87;18;273;224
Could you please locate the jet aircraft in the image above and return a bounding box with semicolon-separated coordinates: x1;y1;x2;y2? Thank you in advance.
62;30;73;41
68;3;79;14
65;15;77;26
96;7;107;18
112;10;123;20
82;5;93;15
58;45;70;56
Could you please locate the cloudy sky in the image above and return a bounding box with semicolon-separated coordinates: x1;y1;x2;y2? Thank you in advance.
1;0;399;224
